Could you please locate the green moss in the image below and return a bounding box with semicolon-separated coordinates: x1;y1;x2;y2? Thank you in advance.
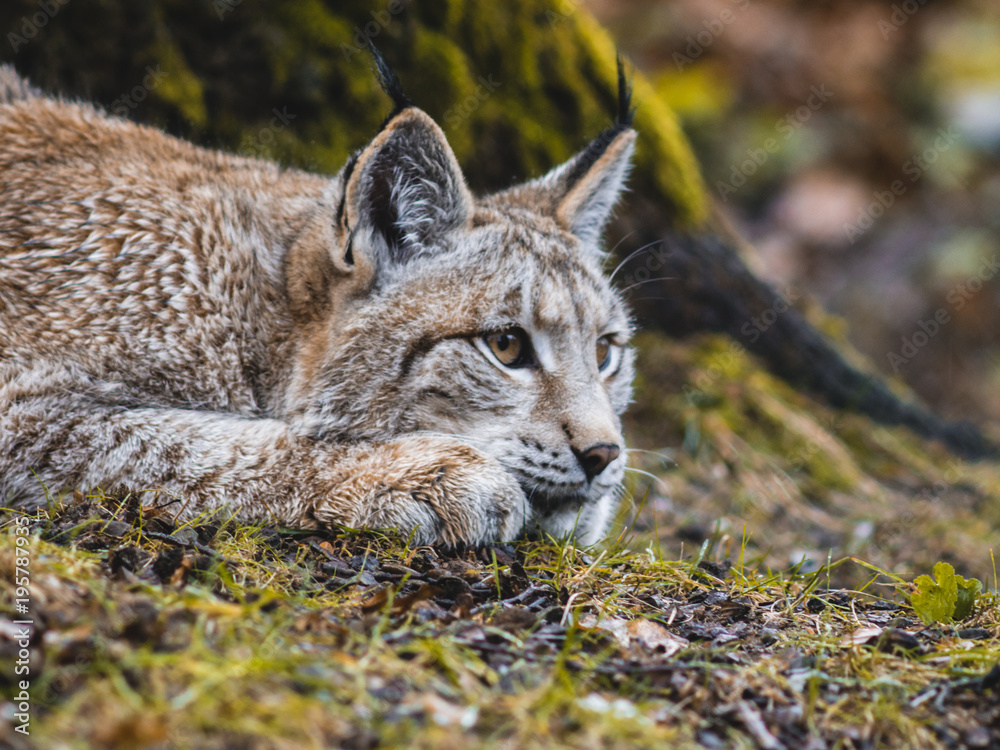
573;10;708;225
5;507;999;749
149;27;207;128
0;0;709;225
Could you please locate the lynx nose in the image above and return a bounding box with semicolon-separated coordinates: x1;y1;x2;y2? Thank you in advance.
574;443;620;481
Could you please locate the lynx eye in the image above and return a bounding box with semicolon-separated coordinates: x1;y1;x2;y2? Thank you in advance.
482;328;533;368
596;335;619;372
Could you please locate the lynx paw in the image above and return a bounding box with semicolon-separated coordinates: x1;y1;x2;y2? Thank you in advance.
313;437;528;545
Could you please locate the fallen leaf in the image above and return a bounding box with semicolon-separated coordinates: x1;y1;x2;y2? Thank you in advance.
360;588;391;615
168;556;193;586
626;618;688;657
391;583;440;614
579;614;629;646
910;562;981;625
840;626;884;646
579;615;687;656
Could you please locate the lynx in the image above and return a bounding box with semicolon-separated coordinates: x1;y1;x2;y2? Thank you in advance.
0;53;637;546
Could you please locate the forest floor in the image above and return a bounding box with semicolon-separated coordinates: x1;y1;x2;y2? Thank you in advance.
1;476;998;750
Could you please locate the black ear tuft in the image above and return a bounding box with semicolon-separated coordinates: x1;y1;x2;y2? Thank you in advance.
563;54;636;187
486;55;636;247
615;54;635;128
367;41;412;117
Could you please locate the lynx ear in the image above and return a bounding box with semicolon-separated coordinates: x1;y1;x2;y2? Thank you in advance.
498;57;636;246
543;128;636;245
342;107;473;269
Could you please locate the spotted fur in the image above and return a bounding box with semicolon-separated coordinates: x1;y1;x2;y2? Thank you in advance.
0;63;636;545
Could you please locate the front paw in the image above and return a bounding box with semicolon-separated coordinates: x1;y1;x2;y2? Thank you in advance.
313;437;528;546
422;446;528;545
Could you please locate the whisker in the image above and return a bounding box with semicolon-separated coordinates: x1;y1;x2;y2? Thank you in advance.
625;447;676;463
603;230;639;271
607;239;666;284
623;466;665;485
609;229;639;255
619;276;676;295
612;483;632;506
626;295;679;304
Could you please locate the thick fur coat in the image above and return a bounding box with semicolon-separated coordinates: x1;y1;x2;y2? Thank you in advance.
0;60;637;545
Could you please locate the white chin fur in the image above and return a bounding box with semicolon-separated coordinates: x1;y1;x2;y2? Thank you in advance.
533;492;617;546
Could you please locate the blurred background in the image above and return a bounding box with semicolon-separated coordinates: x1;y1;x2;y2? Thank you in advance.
2;0;998;584
588;0;1000;426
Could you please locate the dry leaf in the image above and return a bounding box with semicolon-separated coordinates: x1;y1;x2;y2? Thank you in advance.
579;615;687;657
840;626;884;646
626;618;688;657
168;556;193;586
392;583;440;614
360;587;394;615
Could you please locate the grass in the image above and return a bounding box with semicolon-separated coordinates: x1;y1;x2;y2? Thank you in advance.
3;334;1000;749
1;485;998;749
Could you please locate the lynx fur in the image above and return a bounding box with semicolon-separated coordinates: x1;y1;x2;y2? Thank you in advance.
0;58;637;546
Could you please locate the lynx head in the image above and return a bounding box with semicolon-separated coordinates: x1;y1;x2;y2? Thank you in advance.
291;53;637;545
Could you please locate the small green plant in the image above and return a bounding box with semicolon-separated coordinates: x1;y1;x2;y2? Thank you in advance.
910;561;983;625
